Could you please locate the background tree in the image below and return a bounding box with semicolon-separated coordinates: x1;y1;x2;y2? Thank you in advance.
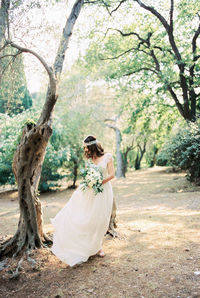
84;0;200;122
0;49;32;114
0;1;32;114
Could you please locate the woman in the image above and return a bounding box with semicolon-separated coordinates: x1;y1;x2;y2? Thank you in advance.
51;135;115;267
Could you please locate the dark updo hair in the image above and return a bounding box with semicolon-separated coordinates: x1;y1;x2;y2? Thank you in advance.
84;135;104;159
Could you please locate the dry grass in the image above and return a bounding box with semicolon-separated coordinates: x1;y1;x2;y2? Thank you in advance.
1;166;200;298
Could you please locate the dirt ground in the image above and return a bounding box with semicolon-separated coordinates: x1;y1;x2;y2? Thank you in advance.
1;166;200;298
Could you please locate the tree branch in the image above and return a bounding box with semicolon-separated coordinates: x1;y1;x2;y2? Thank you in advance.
38;0;84;125
167;85;185;118
192;22;200;58
100;46;137;60
8;41;56;94
107;28;146;43
53;0;84;80
124;67;158;76
110;0;127;15
0;51;18;79
0;51;21;59
135;0;169;32
169;0;174;30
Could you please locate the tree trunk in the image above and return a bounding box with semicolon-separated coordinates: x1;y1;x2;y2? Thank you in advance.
0;0;10;48
149;146;158;167
134;143;146;170
0;0;10;76
115;128;125;178
72;160;78;188
0;0;84;258
1;123;53;257
107;197;117;237
104;118;125;178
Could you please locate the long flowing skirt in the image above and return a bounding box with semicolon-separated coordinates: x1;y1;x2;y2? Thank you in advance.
51;182;113;267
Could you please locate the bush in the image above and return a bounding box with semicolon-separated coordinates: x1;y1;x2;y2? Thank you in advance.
39;128;69;192
156;122;200;183
0;111;68;192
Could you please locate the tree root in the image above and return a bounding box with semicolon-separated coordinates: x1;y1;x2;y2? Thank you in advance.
9;257;23;280
43;233;53;244
107;223;119;238
26;250;37;269
0;230;49;260
0;232;19;258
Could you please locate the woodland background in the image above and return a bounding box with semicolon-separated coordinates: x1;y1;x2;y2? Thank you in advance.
0;0;200;259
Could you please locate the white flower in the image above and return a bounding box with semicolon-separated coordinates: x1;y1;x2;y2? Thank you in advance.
88;180;95;188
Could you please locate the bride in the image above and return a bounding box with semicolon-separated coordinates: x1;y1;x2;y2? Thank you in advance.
51;135;115;267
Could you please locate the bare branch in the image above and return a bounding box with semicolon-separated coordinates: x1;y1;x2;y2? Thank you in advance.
135;0;169;32
124;67;158;76
110;0;127;15
0;50;21;59
107;28;147;43
100;46;137;60
153;45;174;57
8;41;56;93
0;52;18;79
84;0;127;15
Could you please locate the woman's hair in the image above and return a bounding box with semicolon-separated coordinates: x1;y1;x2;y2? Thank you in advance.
83;135;104;159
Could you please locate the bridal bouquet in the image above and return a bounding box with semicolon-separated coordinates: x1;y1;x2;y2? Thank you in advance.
80;164;103;195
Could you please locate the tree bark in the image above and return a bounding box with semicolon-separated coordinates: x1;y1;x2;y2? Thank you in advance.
0;0;84;258
0;0;10;76
104;118;125;178
134;142;146;170
0;0;10;48
107;197;117;237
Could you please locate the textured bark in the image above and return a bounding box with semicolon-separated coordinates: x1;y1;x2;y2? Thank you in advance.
107;197;117;237
0;123;53;257
0;0;84;258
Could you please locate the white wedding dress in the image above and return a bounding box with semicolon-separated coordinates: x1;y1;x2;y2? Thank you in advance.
51;152;113;267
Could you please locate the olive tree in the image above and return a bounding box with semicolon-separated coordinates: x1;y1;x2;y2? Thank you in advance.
0;0;84;258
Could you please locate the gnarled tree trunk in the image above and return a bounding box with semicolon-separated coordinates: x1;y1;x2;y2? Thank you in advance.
0;0;84;258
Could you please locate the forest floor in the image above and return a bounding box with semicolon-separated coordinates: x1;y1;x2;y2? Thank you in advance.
1;166;200;298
